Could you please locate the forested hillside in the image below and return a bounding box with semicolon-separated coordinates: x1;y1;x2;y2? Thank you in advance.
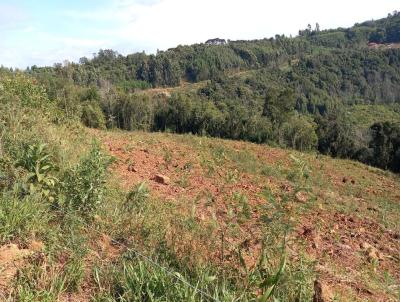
3;11;398;173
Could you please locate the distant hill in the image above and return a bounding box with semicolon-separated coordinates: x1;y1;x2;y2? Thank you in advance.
27;11;400;88
17;11;400;173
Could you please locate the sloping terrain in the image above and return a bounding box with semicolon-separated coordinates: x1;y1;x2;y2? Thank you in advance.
92;129;400;301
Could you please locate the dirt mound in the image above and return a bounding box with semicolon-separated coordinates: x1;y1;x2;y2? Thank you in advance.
0;243;34;294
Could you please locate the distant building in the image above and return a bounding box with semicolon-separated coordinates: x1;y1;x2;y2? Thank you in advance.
205;38;227;45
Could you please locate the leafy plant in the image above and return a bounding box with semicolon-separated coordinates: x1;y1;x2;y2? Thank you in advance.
60;144;109;217
287;154;311;188
16;143;58;200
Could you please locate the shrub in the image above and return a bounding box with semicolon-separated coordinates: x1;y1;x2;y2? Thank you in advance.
81;102;106;129
0;73;49;108
60;144;109;217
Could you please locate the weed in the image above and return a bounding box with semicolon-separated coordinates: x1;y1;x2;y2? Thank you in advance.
212;146;227;166
92;251;240;302
287;154;311;190
124;182;150;213
16;143;58;200
0;192;50;244
59;144;109;218
183;161;193;171
63;258;85;292
200;156;215;177
177;173;190;188
225;169;239;184
163;148;172;165
13;255;65;302
232;191;251;223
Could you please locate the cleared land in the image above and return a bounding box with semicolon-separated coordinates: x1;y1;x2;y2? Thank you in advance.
91;129;400;301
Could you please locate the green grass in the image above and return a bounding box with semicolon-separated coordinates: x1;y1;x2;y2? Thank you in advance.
345;104;400;129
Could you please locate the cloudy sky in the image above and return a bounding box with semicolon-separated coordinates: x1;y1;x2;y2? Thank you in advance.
0;0;398;68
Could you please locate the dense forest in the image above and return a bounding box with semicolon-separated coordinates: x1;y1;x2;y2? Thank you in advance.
2;11;400;172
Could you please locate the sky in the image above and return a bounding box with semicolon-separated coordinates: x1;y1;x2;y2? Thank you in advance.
0;0;399;68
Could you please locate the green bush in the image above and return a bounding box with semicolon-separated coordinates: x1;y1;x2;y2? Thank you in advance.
16;143;58;200
60;144;109;217
81;101;106;129
0;73;49;108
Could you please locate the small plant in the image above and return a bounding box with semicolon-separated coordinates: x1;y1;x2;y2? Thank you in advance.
124;182;150;213
257;249;287;301
163;149;172;165
63;258;85;292
204;190;215;206
16;143;58;200
212;146;227;166
177;173;190;188
0;155;17;191
233;191;251;223
200;156;215;176
60;144;109;217
287;154;311;188
225;169;239;184
183;161;193;171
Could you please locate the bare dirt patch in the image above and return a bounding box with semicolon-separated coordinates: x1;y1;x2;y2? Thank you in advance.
91;129;400;301
0;243;34;295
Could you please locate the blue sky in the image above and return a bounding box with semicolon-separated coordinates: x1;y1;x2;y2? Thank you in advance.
1;0;399;68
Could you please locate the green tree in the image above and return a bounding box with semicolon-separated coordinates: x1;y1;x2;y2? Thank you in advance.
263;89;296;125
369;122;400;172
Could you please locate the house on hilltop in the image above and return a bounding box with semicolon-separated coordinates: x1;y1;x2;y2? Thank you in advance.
205;38;227;45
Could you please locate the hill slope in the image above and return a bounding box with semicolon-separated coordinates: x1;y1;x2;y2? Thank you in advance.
90;128;400;301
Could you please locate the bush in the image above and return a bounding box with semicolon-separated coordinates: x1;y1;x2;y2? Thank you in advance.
0;73;49;108
81;102;106;129
60;144;109;217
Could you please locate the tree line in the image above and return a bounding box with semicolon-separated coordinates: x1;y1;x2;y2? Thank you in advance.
5;12;397;173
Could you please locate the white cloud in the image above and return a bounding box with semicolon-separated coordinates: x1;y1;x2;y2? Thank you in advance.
91;0;400;54
1;0;399;67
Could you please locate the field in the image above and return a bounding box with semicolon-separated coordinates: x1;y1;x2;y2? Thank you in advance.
90;129;400;301
3;126;397;301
